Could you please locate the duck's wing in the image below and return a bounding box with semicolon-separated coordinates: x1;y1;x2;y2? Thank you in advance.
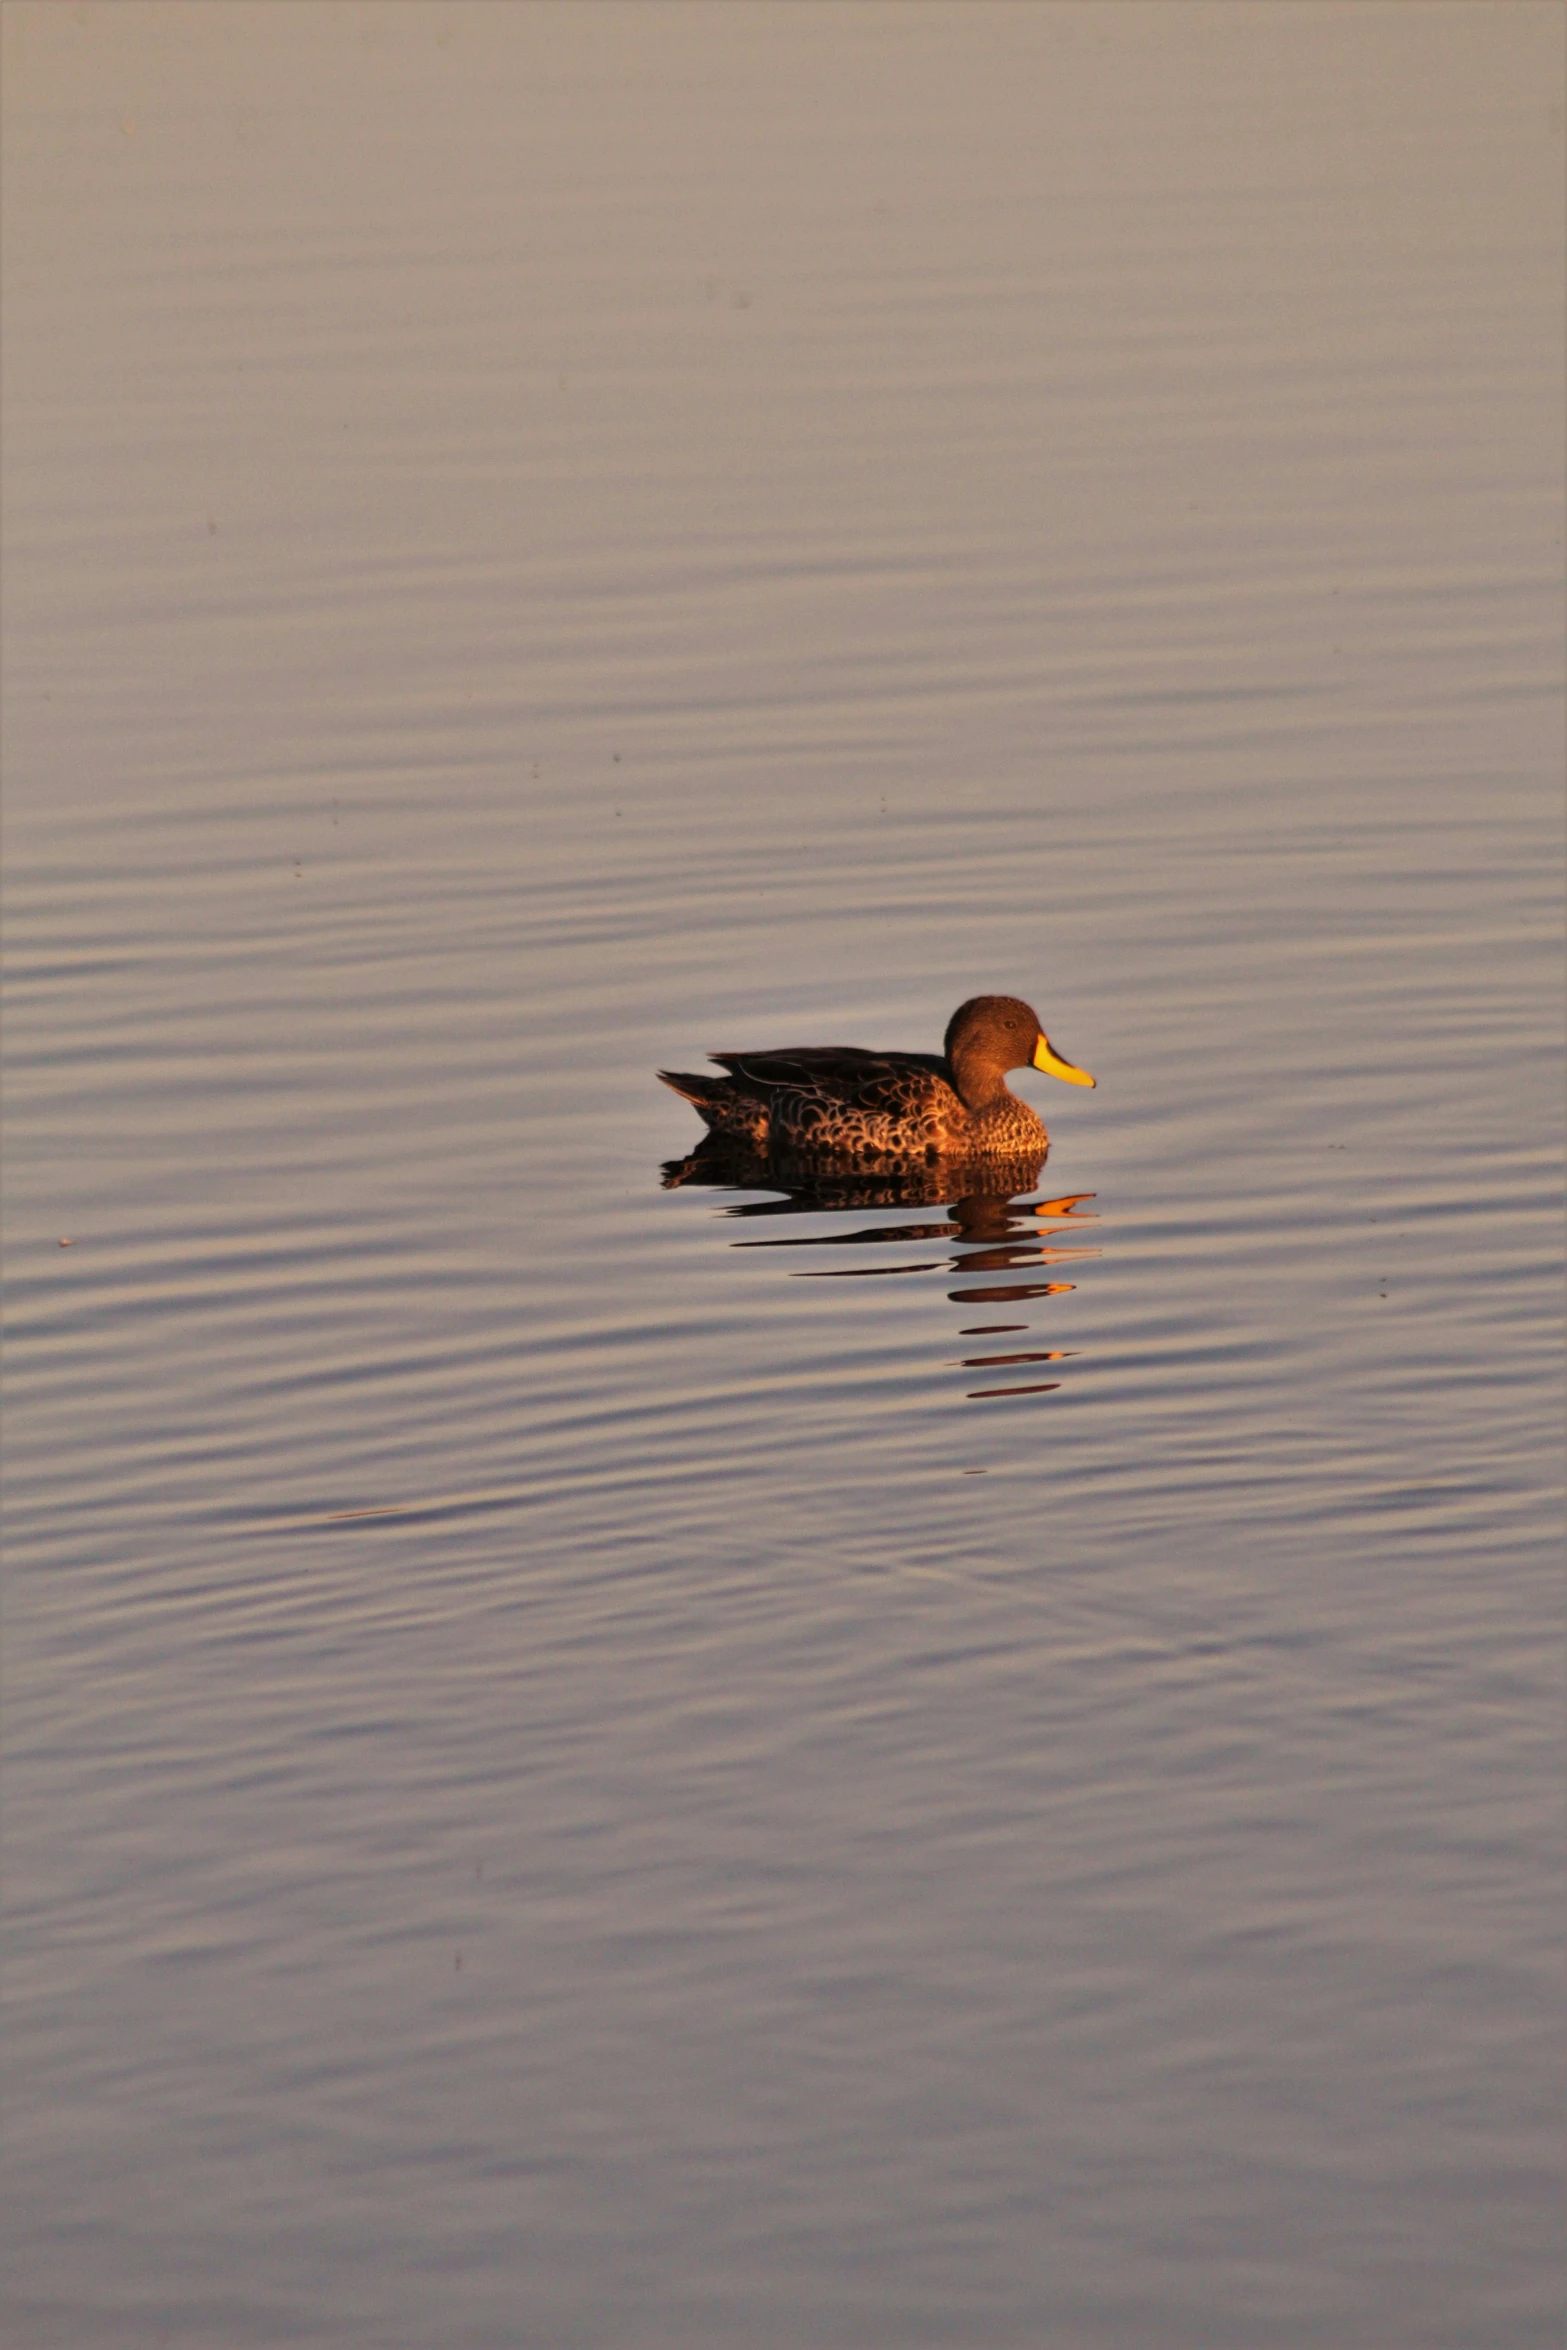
710;1046;946;1099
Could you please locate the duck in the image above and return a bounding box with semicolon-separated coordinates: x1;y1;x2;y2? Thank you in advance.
657;994;1094;1167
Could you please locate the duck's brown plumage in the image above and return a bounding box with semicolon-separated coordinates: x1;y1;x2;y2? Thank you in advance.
658;994;1094;1168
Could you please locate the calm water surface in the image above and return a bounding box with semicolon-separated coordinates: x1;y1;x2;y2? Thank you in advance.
4;6;1562;2346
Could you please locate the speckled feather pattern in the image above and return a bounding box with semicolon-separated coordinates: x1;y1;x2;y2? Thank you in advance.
660;1143;1051;1206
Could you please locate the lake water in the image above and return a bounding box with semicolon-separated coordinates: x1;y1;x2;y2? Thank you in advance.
3;5;1562;2345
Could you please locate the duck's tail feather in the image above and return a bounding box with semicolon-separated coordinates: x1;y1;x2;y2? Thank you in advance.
657;1068;728;1122
657;1067;769;1147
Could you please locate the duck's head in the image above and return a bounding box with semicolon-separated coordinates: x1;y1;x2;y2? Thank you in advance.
944;995;1096;1110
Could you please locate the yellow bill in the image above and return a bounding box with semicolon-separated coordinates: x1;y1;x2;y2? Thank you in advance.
1032;1032;1096;1087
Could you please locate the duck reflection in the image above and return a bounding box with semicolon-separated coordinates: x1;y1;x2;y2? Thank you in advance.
661;1141;1098;1400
